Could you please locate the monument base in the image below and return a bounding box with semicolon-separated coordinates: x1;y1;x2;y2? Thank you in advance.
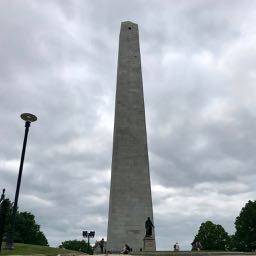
143;236;156;251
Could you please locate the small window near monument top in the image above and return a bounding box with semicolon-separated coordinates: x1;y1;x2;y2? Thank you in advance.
128;27;131;30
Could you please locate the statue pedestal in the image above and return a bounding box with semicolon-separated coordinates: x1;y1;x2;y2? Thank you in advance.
143;236;156;251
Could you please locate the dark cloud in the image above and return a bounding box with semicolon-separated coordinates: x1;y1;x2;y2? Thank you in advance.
1;0;256;250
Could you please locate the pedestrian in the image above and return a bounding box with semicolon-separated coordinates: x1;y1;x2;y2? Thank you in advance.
99;238;104;254
121;244;130;254
196;241;202;251
173;242;180;251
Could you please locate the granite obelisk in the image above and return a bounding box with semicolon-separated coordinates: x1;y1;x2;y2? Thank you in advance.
107;21;156;252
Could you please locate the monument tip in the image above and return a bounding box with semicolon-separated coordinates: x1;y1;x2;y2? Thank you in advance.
121;21;138;26
121;21;138;31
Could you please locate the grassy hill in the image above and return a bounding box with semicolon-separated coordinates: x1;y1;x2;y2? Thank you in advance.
1;243;87;256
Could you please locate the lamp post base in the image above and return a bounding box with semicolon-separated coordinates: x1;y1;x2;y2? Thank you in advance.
5;231;15;250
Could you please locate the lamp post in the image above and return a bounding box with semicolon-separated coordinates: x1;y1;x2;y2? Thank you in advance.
6;113;37;250
82;231;95;253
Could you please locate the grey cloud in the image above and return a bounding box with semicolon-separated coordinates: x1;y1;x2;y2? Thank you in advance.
1;0;256;250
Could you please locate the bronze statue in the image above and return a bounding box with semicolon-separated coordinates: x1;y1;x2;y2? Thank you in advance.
145;217;154;237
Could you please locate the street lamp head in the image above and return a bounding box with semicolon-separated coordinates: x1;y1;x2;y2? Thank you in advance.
89;231;95;238
20;113;37;122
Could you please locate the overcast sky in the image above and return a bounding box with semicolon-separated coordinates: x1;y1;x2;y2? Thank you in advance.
1;0;256;251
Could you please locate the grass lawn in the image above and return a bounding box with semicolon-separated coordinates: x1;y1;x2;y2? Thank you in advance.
0;243;87;255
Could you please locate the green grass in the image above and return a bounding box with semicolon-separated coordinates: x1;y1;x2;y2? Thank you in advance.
0;243;87;255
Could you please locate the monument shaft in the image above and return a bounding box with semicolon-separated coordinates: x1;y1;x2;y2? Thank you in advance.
107;21;155;252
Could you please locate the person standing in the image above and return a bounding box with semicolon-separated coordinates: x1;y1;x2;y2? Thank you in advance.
173;242;180;251
99;238;104;254
196;241;202;251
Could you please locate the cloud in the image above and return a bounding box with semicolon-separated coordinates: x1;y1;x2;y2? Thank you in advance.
1;0;256;250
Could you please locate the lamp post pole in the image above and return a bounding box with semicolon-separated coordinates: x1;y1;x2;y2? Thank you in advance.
6;113;37;250
0;189;6;253
87;236;90;253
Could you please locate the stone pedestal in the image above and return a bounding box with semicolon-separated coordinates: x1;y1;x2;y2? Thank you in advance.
143;236;156;251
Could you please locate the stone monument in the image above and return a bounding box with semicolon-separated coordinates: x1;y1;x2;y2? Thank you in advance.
107;21;156;252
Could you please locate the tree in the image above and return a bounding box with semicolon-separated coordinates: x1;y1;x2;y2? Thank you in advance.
234;200;256;251
193;220;229;250
60;239;93;254
3;199;48;246
14;211;48;246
